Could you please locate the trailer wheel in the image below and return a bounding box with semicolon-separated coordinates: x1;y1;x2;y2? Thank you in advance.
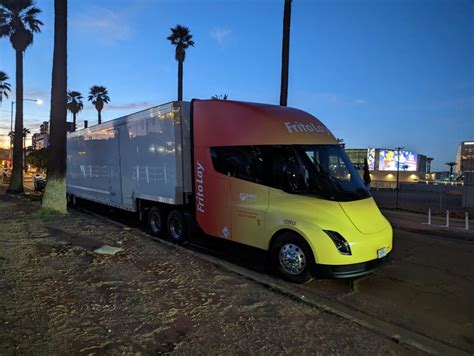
167;210;188;244
148;207;163;236
271;232;314;284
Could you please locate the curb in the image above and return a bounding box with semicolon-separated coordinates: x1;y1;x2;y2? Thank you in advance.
73;208;470;356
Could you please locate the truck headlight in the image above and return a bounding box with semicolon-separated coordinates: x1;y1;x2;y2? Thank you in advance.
324;230;352;255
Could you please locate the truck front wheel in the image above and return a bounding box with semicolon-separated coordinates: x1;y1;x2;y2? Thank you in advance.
167;210;188;244
271;232;314;283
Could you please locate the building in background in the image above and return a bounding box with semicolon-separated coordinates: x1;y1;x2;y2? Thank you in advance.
346;148;428;188
456;141;474;176
31;121;75;150
32;122;49;150
456;141;474;208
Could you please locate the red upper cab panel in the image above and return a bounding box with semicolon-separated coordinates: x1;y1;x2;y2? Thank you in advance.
193;99;337;147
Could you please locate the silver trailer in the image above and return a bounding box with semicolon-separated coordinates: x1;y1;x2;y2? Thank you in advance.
66;102;192;212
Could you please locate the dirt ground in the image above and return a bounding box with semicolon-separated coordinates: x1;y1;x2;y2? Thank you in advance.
0;188;418;355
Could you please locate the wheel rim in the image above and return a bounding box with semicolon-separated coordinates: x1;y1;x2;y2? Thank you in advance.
279;243;306;275
150;213;161;233
169;217;182;241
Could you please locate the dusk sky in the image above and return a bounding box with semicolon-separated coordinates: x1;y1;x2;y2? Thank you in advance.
0;0;472;171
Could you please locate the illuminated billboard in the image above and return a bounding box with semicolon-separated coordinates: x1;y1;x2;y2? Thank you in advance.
367;148;376;170
378;149;417;171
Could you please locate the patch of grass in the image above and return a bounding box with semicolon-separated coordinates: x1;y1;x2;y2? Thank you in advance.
32;208;67;217
268;283;282;293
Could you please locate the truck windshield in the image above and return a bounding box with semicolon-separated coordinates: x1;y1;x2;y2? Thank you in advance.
272;145;370;201
210;144;371;202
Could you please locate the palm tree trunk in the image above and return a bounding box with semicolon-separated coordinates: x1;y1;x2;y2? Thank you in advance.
7;49;24;194
178;59;183;101
72;112;76;131
279;0;292;107
98;109;102;124
42;0;68;214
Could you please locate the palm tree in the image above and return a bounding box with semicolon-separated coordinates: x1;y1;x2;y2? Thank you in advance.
22;127;30;172
446;162;457;181
211;94;228;100
42;0;67;214
280;0;292;106
0;71;11;103
88;85;110;124
167;25;194;101
67;91;83;131
0;0;43;194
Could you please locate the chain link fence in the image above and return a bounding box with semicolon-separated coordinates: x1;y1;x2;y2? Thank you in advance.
371;182;472;216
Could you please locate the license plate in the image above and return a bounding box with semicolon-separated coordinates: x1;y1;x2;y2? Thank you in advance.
377;247;387;259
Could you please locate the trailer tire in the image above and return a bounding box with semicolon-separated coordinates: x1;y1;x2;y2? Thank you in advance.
167;210;188;244
271;232;314;284
148;207;163;237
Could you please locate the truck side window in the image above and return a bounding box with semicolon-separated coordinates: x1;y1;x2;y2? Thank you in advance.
268;145;309;192
210;146;264;184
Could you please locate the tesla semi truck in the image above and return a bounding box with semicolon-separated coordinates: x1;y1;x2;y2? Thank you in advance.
67;100;392;283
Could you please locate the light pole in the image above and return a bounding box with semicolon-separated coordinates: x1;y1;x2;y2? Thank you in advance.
395;146;404;209
9;98;43;161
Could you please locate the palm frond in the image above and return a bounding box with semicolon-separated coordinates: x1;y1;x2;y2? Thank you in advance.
88;85;110;103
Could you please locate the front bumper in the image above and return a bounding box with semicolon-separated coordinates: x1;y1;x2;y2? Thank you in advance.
312;253;391;279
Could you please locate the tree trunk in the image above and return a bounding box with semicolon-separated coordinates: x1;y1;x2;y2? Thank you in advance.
42;0;68;214
72;112;76;131
98;109;102;124
279;0;292;107
7;50;24;194
178;58;183;101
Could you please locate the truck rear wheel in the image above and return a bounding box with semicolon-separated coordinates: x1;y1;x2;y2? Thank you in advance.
271;232;314;284
167;210;188;244
148;207;163;236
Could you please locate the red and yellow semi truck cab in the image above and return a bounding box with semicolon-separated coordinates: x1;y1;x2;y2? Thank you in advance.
193;100;392;282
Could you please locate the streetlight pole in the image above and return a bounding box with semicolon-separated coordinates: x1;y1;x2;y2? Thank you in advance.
395;146;404;209
9;98;43;162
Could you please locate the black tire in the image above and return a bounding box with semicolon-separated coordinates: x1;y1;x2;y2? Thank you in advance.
147;206;163;237
271;232;314;284
167;210;188;244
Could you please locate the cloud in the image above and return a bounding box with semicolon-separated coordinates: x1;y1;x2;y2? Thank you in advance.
72;6;132;44
82;102;154;111
105;102;154;111
353;99;367;104
210;28;231;47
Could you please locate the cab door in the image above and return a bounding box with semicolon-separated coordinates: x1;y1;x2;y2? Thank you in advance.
230;179;269;249
210;145;269;249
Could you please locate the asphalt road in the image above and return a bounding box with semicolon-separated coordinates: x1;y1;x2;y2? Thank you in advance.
303;229;474;353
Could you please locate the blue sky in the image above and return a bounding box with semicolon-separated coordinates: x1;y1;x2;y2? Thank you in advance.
0;0;472;171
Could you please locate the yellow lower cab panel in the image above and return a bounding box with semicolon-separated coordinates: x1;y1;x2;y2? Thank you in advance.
266;189;393;266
